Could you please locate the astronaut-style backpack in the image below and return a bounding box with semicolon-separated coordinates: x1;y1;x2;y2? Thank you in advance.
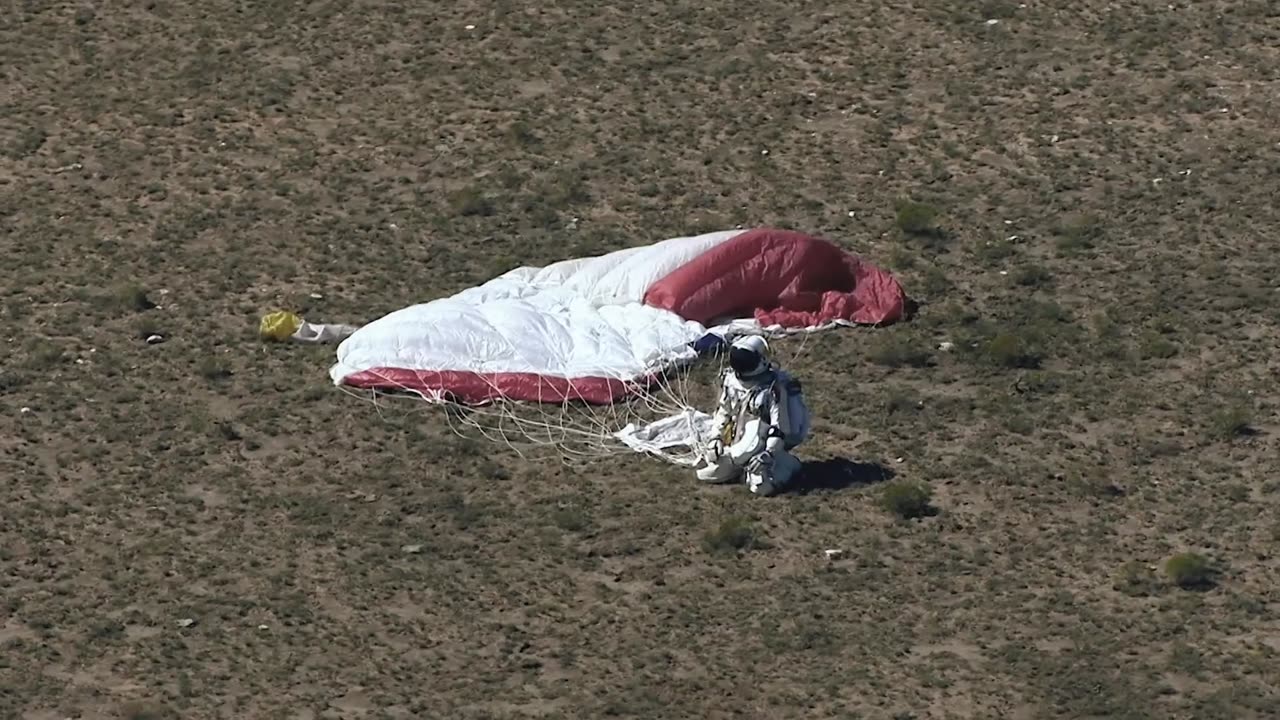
772;370;810;450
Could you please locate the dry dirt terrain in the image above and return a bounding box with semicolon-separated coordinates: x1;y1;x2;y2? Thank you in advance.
4;1;1280;718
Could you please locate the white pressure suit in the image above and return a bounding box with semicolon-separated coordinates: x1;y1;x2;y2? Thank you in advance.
695;336;804;496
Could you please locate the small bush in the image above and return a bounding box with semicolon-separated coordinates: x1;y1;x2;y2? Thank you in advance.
688;210;731;235
889;246;918;270
1003;414;1035;435
1164;553;1214;590
7;126;47;159
1115;561;1161;597
197;358;231;380
1013;264;1052;288
505;120;541;147
870;338;932;368
542;172;592;209
551;507;590;533
440;492;485;529
984;333;1043;369
895;200;939;236
1209;404;1253;440
884;391;921;416
449;187;494;217
981;1;1020;19
702;516;764;554
1018;371;1063;395
214;421;242;442
1020;299;1070;325
1054;214;1102;255
120;702;176;720
880;480;935;519
486;255;519;278
975;237;1016;264
1091;312;1122;341
24;341;66;370
135;317;163;340
1139;332;1177;359
920;266;952;297
0;370;27;392
114;283;156;312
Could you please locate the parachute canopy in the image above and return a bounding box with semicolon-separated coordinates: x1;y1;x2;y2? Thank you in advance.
330;228;907;406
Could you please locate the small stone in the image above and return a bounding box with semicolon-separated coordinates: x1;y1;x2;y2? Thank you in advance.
464;24;475;30
20;407;31;414
938;341;955;352
985;18;1000;25
145;334;164;344
309;292;323;299
401;544;424;554
258;624;269;630
824;549;843;560
177;618;196;628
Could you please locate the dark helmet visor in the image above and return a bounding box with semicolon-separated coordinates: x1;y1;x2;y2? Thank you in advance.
729;347;761;375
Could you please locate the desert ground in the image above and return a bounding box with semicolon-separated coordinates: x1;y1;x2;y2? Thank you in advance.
3;1;1279;718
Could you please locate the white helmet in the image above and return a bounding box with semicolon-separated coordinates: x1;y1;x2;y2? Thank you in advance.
728;335;770;378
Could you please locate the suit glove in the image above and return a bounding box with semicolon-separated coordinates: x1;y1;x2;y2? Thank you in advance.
747;451;774;474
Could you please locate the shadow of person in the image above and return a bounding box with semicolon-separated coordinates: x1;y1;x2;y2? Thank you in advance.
786;456;896;495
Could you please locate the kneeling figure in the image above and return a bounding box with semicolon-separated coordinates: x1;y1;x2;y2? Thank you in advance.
695;335;808;496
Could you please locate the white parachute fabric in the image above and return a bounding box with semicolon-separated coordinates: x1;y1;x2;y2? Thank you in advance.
331;292;704;385
293;320;359;344
329;230;742;394
614;407;718;466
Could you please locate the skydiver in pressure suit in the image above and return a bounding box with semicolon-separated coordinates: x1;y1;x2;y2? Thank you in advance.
695;335;806;496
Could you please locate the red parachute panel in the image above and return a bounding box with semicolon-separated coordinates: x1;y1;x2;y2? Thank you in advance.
340;368;654;405
641;228;907;327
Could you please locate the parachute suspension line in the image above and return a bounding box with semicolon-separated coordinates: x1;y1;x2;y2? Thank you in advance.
448;374;602;463
336;338;631;468
333;325;822;468
437;372;635;465
334;374;560;464
335;324;824;467
781;325;816;367
458;396;535;462
424;312;717;465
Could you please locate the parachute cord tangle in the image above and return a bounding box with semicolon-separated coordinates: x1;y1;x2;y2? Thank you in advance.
337;324;821;469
